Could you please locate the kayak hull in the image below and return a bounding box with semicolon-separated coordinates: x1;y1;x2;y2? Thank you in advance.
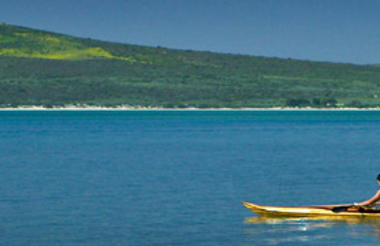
242;201;380;217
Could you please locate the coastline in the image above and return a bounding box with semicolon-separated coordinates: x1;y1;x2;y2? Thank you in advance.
1;105;380;111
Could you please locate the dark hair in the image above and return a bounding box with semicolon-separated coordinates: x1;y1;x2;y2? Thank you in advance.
377;174;380;181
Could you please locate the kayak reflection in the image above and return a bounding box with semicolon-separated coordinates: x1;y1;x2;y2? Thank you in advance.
245;215;380;226
243;215;380;244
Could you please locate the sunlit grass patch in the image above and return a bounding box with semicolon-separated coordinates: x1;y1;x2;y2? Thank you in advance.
0;25;154;63
0;47;140;61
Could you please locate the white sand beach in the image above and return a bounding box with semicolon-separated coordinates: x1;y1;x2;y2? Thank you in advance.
1;105;380;111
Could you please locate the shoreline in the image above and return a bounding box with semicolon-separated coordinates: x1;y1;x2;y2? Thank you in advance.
1;105;380;111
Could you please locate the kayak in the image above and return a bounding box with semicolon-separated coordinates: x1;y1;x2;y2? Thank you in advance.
242;201;380;217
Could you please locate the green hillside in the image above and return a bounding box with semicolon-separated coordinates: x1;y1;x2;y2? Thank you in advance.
1;23;380;108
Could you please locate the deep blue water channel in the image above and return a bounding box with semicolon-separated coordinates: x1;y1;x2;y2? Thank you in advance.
1;110;380;245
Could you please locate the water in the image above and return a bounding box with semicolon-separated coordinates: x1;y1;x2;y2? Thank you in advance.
1;110;380;245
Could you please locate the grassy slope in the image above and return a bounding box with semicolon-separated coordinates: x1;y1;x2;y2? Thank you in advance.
1;23;380;108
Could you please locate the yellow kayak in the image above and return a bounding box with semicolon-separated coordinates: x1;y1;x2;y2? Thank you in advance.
242;201;380;217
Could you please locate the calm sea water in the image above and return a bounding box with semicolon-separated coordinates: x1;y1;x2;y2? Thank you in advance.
1;110;380;245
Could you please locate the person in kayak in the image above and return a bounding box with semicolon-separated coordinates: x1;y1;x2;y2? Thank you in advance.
355;174;380;207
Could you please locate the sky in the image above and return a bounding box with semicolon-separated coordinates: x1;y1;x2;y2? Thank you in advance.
1;0;380;64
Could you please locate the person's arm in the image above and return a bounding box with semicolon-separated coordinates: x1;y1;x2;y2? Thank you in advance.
356;190;380;206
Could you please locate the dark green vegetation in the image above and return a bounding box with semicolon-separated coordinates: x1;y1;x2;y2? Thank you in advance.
1;23;380;108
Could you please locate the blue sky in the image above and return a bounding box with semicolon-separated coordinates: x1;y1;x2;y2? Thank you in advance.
1;0;379;64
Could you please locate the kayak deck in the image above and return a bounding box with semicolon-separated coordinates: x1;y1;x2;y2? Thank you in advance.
243;201;380;217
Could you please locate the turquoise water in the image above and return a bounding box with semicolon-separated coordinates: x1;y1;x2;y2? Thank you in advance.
1;110;380;245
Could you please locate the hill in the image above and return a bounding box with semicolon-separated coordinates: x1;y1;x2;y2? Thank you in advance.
1;23;380;108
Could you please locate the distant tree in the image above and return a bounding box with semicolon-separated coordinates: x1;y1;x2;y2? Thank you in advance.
312;98;321;106
348;100;362;108
286;98;310;107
